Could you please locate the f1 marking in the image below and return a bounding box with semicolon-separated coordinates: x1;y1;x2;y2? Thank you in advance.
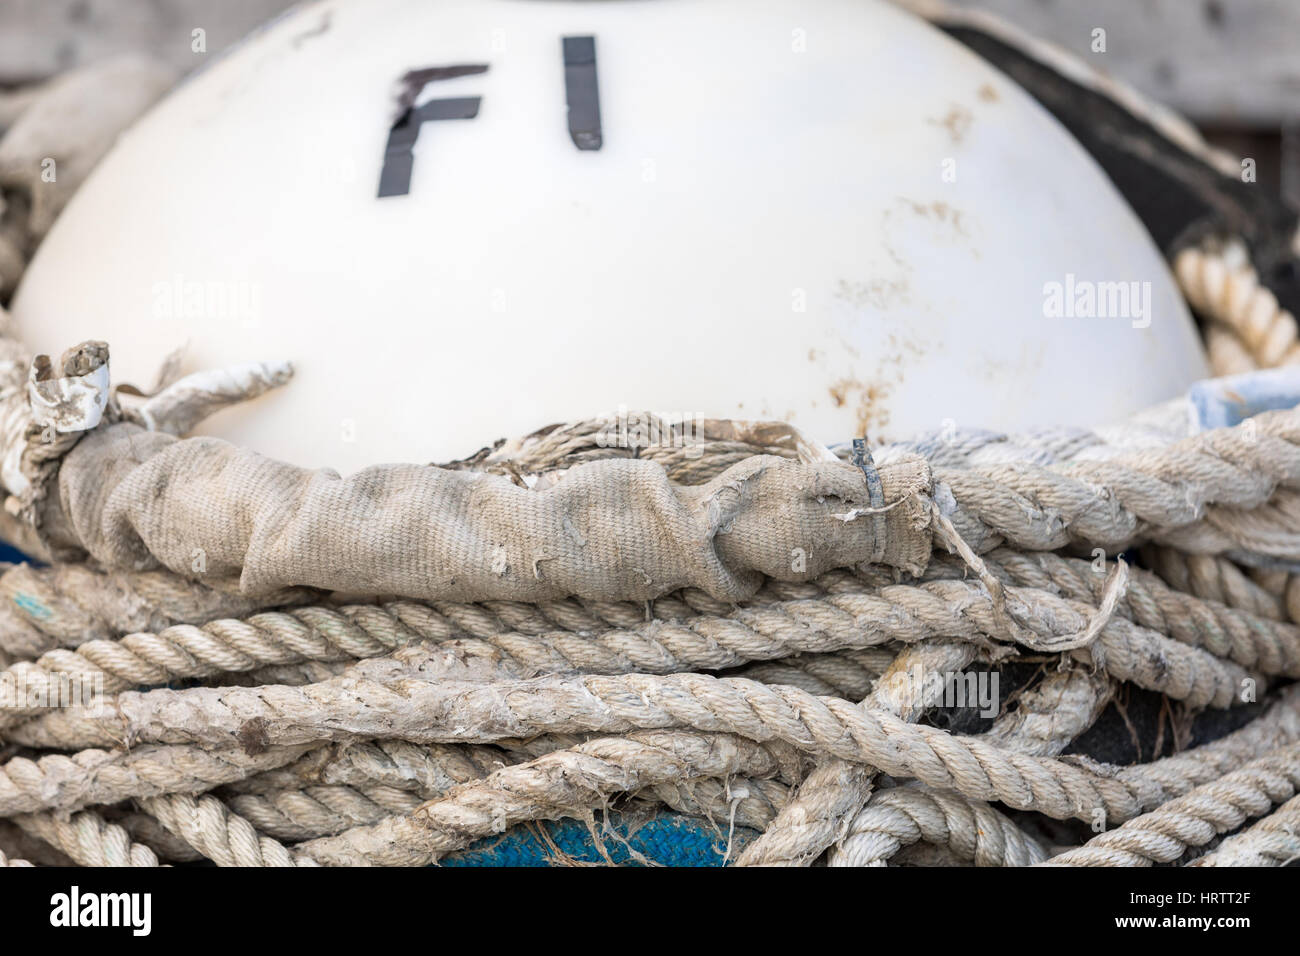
378;36;603;198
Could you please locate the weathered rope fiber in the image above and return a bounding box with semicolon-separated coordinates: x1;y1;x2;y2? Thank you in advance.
454;415;830;487
974;549;1300;675
8;540;1281;748
109;810;205;863
0;847;32;867
0;559;310;661
137;793;317;867
182;683;1300;867
0;569;1258;738
1043;743;1300;866
0;818;74;865
3;327;1300;865
1175;240;1300;373
226;784;424;842
12;398;1300;607
1142;544;1287;620
734;641;976;867
724;648;896;700
1189;791;1300;866
226;733;790;853
932;409;1300;560
635;775;792;833
18;671;1292;829
224;736;801;844
223;739;528;798
827;784;1048;867
273;731;801;866
5;650;1294;858
17;533;1288;709
15;807;160;867
5;608;1256;755
0;742;314;816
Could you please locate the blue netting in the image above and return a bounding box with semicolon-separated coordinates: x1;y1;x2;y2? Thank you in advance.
440;811;758;867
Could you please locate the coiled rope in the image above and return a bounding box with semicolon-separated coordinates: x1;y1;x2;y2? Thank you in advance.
2;339;1300;866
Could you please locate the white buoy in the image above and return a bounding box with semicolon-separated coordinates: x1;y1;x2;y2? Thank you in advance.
12;0;1207;472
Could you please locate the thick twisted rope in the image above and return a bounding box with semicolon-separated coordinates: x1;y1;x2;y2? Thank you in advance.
980;665;1114;757
1043;743;1300;866
0;818;72;866
1190;791;1300;866
636;776;792;833
222;734;802;844
930;407;1300;559
1204;324;1258;377
0;603;425;727
215;741;539;843
219;685;1300;867
828;784;1047;867
724;648;896;699
0;558;311;661
742;641;1110;867
0;847;32;866
227;784;424;842
1175;241;1300;372
0;574;973;723
2;535;1291;732
18;672;1293;828
16;807;159;867
138;792;316;867
1;570;1257;744
0;743;313;816
4;673;1295;832
976;549;1300;675
223;740;524;798
109;811;205;863
291;730;817;866
7;607;1255;758
735;641;975;867
1142;544;1286;619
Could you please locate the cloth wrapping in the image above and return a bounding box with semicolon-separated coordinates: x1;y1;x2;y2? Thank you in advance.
42;423;934;603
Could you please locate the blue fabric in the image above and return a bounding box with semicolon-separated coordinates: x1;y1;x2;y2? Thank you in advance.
1187;366;1300;431
440;811;757;867
0;543;32;566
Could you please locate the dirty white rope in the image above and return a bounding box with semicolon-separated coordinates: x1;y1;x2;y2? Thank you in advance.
1190;791;1300;866
1043;742;1300;866
1;337;1299;865
828;783;1048;867
1175;239;1300;374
